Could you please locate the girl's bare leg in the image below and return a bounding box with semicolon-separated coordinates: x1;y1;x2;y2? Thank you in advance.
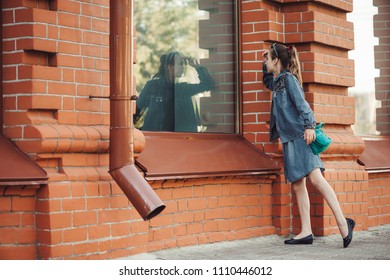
308;168;348;238
291;177;313;239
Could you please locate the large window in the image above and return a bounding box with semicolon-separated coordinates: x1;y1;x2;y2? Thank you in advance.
134;0;237;133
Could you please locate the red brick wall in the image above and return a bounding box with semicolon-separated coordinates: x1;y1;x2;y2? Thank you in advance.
0;186;39;259
2;0;111;259
1;0;277;259
0;0;3;128
368;172;390;227
369;0;390;227
145;177;276;253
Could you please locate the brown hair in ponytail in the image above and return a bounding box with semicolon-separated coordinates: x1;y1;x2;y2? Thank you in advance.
287;45;303;86
270;43;303;85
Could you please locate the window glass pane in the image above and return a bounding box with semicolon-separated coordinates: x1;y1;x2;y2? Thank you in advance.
348;2;380;135
134;0;237;133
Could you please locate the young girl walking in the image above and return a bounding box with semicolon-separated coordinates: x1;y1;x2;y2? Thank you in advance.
262;43;355;248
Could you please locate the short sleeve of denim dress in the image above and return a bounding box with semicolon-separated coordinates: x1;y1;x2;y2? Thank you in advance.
270;71;324;183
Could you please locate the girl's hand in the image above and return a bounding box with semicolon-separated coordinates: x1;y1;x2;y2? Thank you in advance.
262;50;269;64
187;57;199;68
304;128;316;145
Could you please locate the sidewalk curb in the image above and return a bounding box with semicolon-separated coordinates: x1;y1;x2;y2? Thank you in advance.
123;224;390;260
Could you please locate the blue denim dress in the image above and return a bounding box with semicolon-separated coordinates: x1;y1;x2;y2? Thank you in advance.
263;66;324;183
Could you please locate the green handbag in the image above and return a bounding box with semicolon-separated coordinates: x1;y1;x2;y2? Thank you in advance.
310;122;332;155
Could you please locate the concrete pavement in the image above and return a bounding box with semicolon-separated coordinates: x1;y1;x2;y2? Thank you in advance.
125;224;390;260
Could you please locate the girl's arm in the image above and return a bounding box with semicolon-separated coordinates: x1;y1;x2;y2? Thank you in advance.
177;65;215;96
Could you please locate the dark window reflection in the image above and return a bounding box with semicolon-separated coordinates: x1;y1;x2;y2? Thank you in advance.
135;51;215;132
135;0;236;133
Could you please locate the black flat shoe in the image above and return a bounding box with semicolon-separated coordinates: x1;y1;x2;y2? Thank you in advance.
284;234;314;245
343;218;355;248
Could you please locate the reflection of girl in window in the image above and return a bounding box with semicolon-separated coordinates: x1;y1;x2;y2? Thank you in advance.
135;51;215;132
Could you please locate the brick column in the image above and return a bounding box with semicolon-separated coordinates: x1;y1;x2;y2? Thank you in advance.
2;0;116;259
374;0;390;135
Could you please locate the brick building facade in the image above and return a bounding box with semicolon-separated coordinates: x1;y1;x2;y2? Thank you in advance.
0;0;389;260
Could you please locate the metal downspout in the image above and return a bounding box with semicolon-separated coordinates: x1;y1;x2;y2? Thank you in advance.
109;0;165;220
